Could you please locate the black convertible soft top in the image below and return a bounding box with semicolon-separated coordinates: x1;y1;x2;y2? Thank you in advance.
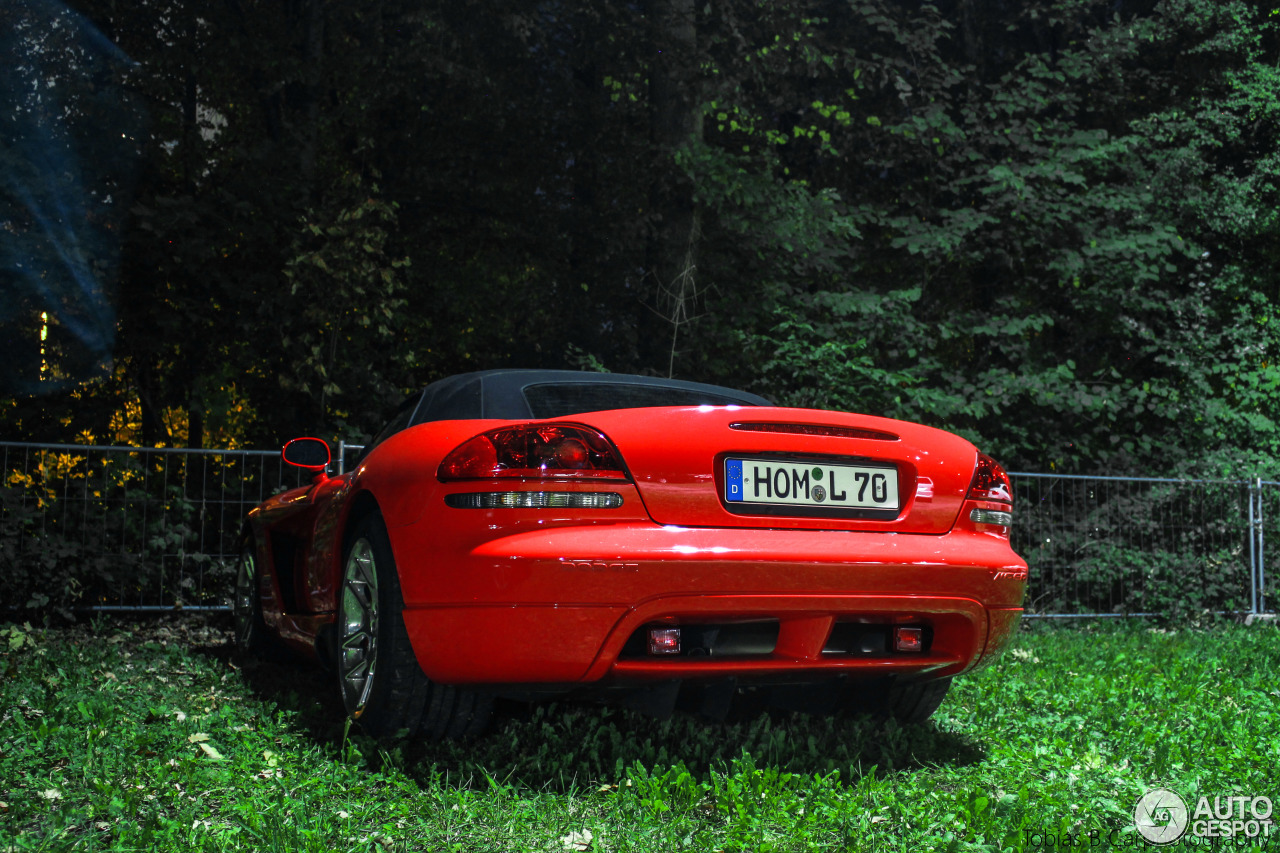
408;369;770;424
355;370;770;463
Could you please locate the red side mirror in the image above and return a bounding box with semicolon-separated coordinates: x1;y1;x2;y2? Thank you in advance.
282;437;331;471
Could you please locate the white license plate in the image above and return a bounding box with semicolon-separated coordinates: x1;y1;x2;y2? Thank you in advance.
724;458;899;510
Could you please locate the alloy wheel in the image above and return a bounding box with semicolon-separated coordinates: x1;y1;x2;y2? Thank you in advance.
338;537;380;717
232;548;256;646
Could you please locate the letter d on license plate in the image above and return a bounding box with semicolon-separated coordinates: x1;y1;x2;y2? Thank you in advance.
725;458;899;510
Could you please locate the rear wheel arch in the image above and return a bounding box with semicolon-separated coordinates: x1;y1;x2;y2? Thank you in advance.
343;491;383;549
335;500;491;739
231;526;286;658
338;490;387;590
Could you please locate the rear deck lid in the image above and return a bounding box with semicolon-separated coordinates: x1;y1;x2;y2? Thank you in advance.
580;406;977;534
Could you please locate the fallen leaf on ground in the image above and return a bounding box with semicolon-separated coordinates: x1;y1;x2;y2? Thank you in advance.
197;742;225;761
561;829;593;851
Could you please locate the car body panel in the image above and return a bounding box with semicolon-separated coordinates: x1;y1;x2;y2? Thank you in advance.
389;519;1025;608
580;406;977;533
402;594;989;685
243;369;1027;700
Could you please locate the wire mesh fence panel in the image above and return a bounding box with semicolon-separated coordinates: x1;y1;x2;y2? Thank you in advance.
1010;474;1257;618
1;442;311;613
1;442;1274;617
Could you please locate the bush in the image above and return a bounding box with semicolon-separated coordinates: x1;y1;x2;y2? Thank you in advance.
1016;477;1255;617
0;449;213;619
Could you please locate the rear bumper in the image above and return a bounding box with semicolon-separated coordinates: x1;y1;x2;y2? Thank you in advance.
394;521;1026;686
403;594;1022;685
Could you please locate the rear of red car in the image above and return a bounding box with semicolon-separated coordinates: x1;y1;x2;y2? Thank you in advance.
362;404;1027;715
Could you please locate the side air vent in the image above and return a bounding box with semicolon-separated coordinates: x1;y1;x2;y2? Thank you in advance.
729;422;900;442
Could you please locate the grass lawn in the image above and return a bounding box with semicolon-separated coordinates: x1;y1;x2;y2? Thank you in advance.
0;617;1277;851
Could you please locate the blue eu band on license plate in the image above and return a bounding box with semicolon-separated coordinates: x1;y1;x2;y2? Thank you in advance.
724;458;899;510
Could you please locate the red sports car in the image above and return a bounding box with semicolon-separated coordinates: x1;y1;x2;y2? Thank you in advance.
233;369;1026;738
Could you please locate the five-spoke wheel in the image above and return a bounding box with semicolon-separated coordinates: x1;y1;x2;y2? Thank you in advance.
335;512;492;739
231;537;268;652
338;536;381;718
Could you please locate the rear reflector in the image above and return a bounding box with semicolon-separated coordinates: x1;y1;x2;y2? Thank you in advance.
648;627;681;655
730;422;899;441
894;626;924;652
445;491;623;509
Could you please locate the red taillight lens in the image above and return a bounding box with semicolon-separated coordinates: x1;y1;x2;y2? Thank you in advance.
437;424;629;481
967;453;1013;505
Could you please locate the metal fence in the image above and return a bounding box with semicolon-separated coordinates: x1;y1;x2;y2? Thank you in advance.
0;442;313;612
1010;474;1270;619
0;440;1273;619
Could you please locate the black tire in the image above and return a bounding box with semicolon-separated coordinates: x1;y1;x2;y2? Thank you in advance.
336;512;492;740
880;676;952;724
231;533;271;654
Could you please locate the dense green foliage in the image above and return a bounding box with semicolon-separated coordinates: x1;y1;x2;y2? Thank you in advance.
3;0;1280;471
2;618;1278;850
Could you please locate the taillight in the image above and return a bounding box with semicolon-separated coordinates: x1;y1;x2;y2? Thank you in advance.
967;453;1012;505
967;453;1013;528
437;423;629;481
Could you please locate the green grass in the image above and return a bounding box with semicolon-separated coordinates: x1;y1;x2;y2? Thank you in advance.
1;617;1277;851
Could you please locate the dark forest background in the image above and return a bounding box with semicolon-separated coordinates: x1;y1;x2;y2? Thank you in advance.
3;0;1280;474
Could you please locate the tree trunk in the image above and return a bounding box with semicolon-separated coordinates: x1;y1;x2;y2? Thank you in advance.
645;0;703;376
187;396;204;449
299;0;325;191
136;363;168;448
958;0;984;77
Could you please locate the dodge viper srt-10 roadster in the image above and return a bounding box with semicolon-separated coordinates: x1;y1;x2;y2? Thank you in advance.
233;369;1027;739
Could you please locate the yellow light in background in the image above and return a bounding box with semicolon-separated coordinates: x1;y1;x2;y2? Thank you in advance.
39;311;48;379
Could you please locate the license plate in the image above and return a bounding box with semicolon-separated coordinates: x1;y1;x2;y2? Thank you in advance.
724;458;899;510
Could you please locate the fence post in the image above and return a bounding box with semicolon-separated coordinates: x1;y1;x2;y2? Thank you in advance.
1249;478;1264;617
338;440;346;475
1258;478;1267;615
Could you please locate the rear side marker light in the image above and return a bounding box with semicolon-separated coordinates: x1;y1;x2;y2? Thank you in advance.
648;627;681;655
970;508;1013;526
445;492;623;509
894;627;924;652
729;422;899;441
